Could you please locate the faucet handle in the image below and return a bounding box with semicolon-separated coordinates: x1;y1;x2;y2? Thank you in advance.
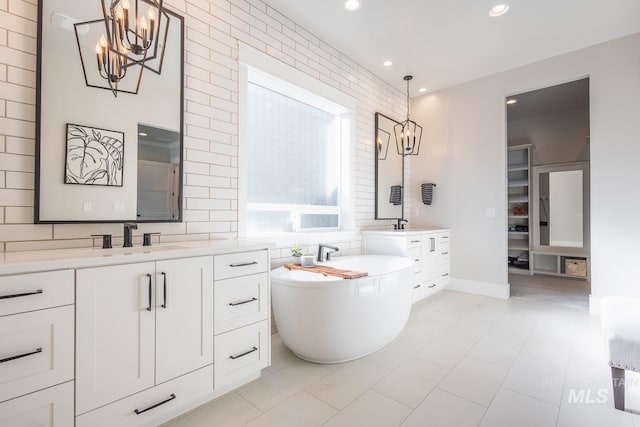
91;234;113;249
143;232;161;247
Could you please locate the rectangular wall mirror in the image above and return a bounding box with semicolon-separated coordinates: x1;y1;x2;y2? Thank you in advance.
533;162;590;251
375;112;404;220
35;0;184;223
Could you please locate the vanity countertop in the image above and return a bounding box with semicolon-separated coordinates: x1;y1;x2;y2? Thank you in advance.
362;227;450;236
0;239;274;276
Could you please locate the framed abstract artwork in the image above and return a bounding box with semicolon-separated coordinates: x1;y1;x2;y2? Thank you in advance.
64;123;124;187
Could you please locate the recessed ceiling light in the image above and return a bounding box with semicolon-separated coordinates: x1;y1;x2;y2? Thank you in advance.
489;4;509;17
383;60;393;67
506;98;517;105
138;132;148;136
344;0;360;11
419;88;427;93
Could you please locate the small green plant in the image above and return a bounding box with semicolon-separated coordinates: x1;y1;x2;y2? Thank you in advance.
291;244;303;257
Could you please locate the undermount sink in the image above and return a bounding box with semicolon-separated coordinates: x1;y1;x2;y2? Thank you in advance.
84;245;187;257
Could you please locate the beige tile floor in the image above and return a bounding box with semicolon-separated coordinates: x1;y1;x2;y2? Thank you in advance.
166;290;640;427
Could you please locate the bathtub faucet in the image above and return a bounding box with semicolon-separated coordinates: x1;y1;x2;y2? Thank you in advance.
317;243;339;262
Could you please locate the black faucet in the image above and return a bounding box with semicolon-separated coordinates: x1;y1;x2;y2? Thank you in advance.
317;243;339;262
394;219;408;230
123;223;138;248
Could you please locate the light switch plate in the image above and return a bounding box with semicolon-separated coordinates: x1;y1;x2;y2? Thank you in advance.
113;202;125;212
83;201;92;212
485;207;496;217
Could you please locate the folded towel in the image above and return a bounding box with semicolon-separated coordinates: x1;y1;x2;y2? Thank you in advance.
389;185;402;205
421;183;436;205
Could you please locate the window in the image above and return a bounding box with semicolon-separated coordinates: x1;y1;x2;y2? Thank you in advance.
238;45;355;237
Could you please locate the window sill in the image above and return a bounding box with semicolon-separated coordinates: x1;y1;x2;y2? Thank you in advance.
238;230;360;248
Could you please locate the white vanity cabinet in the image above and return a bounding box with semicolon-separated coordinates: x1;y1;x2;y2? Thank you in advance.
0;242;271;427
75;256;214;416
363;229;451;303
0;270;75;426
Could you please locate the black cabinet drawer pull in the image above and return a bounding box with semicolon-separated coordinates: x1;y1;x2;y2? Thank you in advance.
414;259;420;262
229;346;258;360
413;285;421;289
428;284;437;289
229;261;258;268
229;297;258;306
410;240;420;243
0;289;43;300
134;394;176;415
442;273;449;277
441;252;449;255
161;272;167;309
0;347;42;364
146;274;152;312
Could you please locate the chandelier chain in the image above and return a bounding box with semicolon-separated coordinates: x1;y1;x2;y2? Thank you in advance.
406;77;410;122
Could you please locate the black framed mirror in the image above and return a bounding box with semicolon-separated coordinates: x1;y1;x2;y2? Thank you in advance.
35;0;184;223
374;112;404;219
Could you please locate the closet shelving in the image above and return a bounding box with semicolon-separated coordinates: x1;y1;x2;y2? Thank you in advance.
507;144;532;275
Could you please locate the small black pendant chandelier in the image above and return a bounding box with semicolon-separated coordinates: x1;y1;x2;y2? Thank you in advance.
101;0;166;69
394;75;422;156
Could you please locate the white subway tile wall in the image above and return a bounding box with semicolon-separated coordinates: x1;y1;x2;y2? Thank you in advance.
0;0;409;254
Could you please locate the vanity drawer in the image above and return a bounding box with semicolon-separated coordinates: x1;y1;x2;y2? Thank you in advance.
412;281;440;303
0;306;74;403
407;247;422;274
439;244;450;265
0;380;74;427
0;270;74;317
407;237;423;249
215;273;269;335
76;365;213;427
214;319;269;389
214;250;268;280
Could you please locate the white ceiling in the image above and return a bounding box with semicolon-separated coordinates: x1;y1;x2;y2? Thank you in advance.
263;0;640;96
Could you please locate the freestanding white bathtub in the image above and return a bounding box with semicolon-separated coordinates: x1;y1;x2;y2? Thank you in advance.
270;255;414;364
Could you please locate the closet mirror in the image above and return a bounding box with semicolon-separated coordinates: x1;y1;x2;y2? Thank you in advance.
35;0;184;222
532;162;590;251
375;113;404;219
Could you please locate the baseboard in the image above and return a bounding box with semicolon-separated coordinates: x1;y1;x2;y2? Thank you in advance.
448;278;510;299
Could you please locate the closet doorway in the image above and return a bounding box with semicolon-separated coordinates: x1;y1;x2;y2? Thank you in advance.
506;78;591;309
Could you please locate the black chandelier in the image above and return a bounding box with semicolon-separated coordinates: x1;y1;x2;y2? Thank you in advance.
101;0;167;70
394;75;422;156
74;0;169;97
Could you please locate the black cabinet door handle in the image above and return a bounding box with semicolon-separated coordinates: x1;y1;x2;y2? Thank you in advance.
441;252;449;255
229;261;258;268
0;289;43;300
442;273;449;277
229;297;258;306
428;284;437;288
146;274;152;312
161;272;167;309
410;240;420;243
134;394;176;415
0;347;42;364
413;285;422;289
229;346;258;360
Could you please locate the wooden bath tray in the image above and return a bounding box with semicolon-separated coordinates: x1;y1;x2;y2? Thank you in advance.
284;263;368;279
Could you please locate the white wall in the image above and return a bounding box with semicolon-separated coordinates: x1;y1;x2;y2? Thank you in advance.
410;33;640;303
0;0;405;253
